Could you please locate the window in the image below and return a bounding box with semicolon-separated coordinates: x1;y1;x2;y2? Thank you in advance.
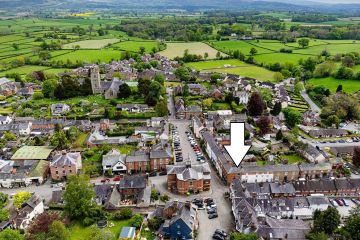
69;170;72;173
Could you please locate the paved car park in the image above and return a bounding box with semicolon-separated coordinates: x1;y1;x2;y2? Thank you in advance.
330;197;359;218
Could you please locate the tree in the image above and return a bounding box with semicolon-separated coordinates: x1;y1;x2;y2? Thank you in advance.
137;78;151;97
47;220;70;240
139;46;145;54
51;129;70;150
210;73;222;84
271;101;282;116
336;84;343;92
326;115;340;128
353;147;360;168
276;130;283;141
63;175;95;220
247;92;265;116
294;82;304;94
86;226;114;240
28;212;63;236
183;84;189;97
151;188;159;201
113;208;133;220
216;51;221;59
0;229;23;240
283;108;301;128
155;100;168;117
118;83;131;99
273;72;284;82
230;232;258;240
342;55;355;68
154;74;165;86
298;38;310;48
32;91;44;100
13;191;31;209
12;43;19;50
256;116;271;136
0;209;9;222
204;52;209;60
313;207;341;235
307;232;328;240
42;79;58;98
129;214;144;228
249;48;258;55
343;205;360;240
174;67;190;82
148;217;164;231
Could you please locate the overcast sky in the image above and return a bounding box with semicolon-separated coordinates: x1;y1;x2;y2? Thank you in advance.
310;0;360;3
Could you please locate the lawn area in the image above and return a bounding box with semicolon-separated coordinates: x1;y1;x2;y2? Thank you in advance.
159;42;225;59
72;133;89;148
111;40;160;53
185;59;247;70
69;220;131;240
212;65;275;82
254;53;308;65
51;49;124;63
307;77;360;94
278;154;304;164
62;39;120;49
209;40;273;55
185;59;274;81
293;43;360;55
0;65;49;76
117;144;137;155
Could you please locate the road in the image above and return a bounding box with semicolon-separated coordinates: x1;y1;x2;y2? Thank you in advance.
300;90;321;113
166;87;175;119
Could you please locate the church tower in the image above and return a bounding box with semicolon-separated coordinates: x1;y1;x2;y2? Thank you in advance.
90;66;101;94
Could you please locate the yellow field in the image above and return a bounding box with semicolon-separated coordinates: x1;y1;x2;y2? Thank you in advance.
159;42;226;59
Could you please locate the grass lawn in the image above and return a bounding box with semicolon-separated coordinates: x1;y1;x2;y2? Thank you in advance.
69;220;131;240
254;53;309;65
185;59;274;81
117;144;137;155
293;43;360;55
62;39;120;49
0;65;49;76
51;49;124;63
212;65;275;82
209;40;273;55
307;77;360;94
72;133;89;148
111;40;160;53
278;154;304;164
185;59;247;70
159;42;225;59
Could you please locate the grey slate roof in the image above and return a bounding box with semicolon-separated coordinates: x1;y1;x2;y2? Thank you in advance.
118;175;146;189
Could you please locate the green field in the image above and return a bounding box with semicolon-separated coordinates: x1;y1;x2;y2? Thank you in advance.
51;49;124;63
185;59;275;81
62;38;120;49
159;42;225;59
210;40;273;55
307;77;360;93
112;40;160;53
254;53;308;65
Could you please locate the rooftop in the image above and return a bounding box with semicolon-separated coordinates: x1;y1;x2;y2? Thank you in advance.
11;146;54;160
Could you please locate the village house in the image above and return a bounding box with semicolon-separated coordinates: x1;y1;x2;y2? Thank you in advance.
117;175;148;203
298;162;332;179
102;149;127;174
301;145;326;163
50;103;70;116
158;201;199;240
116;103;150;113
50;152;82;180
125;152;150;173
235;91;249;105
308;129;348;138
0;77;18;96
293;179;337;196
7;194;44;230
166;162;211;194
0;115;12;125
240;164;300;183
149;148;172;172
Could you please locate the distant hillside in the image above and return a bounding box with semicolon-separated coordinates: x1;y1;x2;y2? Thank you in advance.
0;0;360;13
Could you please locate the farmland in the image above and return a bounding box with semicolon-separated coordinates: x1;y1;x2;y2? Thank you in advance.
111;40;161;53
185;59;275;81
62;39;120;49
307;77;360;94
159;42;225;59
50;49;124;63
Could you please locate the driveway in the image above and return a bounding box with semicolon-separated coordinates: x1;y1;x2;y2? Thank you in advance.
300;90;321;113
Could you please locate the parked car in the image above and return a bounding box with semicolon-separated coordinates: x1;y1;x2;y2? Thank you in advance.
212;234;225;240
207;208;217;214
208;213;218;219
113;176;122;181
342;199;349;206
149;172;157;177
336;199;344;206
215;229;228;238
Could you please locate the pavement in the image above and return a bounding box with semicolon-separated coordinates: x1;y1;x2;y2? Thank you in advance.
300;90;321;113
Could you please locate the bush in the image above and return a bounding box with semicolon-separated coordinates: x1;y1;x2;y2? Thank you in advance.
129;214;144;228
148;217;164;231
82;217;96;226
160;194;169;202
151;189;159;201
113;208;133;220
32;91;44;100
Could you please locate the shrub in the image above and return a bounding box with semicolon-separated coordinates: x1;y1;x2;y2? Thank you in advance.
82;217;95;226
129;214;144;228
160;194;169;202
113;208;133;220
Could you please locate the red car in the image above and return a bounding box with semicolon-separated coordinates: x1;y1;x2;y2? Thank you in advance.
113;176;122;181
335;199;344;206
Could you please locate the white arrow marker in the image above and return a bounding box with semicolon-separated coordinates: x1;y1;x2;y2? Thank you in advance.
224;122;251;167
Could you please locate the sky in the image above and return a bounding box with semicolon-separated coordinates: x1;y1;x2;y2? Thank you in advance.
310;0;360;3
